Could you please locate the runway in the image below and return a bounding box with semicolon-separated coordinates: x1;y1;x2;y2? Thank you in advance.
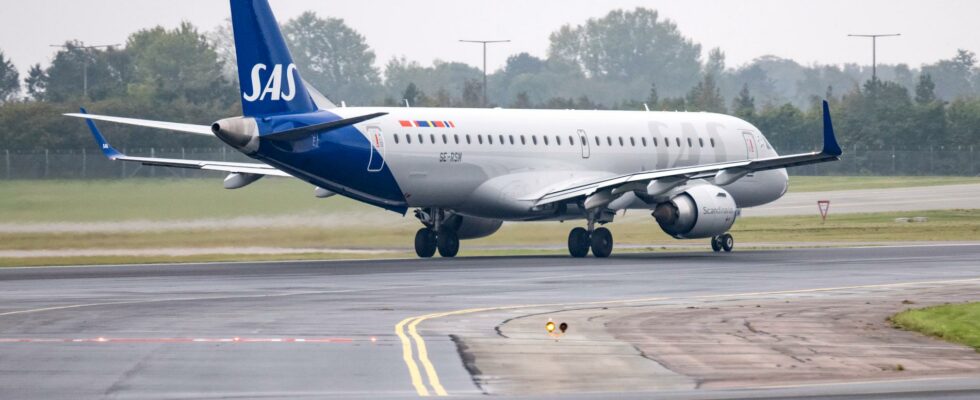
1;245;979;399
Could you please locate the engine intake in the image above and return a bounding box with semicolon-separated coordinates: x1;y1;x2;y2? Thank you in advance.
653;185;737;239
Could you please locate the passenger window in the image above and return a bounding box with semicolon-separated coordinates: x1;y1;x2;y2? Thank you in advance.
630;137;636;147
532;136;538;145
406;134;412;144
544;136;550;146
618;137;624;146
466;134;472;144
442;134;448;144
641;137;647;147
569;135;574;146
687;138;692;147
675;138;681;147
607;137;612;146
665;137;669;147
418;134;424;144
478;135;483;144
710;138;716;147
499;134;504;145
393;134;400;144
699;138;704;148
454;134;460;144
595;137;600;146
653;137;658;147
509;135;515;145
488;135;493;145
520;135;526;145
430;134;436;144
556;136;562;146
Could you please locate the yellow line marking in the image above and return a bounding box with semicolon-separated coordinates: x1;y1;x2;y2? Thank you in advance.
396;277;980;396
395;317;430;396
408;316;448;396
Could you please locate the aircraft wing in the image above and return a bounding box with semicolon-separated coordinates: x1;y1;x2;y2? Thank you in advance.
77;109;290;178
532;101;842;207
64;112;213;136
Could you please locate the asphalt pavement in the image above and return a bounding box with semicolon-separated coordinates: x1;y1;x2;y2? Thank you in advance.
1;244;979;399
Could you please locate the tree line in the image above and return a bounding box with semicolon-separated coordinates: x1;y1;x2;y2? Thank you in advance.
0;8;978;153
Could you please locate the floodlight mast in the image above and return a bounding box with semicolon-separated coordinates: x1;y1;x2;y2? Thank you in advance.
459;39;510;107
847;34;901;81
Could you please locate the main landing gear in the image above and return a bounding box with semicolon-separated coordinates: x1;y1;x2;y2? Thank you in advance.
414;227;458;258
567;225;614;258
711;233;734;253
414;208;459;258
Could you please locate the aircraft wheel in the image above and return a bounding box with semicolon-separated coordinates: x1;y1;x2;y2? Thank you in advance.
437;230;460;258
711;236;722;252
590;227;613;258
721;233;734;253
415;228;437;258
567;227;591;258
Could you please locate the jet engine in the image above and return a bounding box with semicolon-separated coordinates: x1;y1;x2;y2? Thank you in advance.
444;215;503;240
652;185;738;239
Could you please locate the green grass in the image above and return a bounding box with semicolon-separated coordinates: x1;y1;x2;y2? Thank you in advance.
2;178;980;267
0;179;373;222
2;176;979;222
787;176;980;193
891;303;980;352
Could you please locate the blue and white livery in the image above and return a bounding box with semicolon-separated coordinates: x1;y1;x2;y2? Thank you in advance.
68;0;842;258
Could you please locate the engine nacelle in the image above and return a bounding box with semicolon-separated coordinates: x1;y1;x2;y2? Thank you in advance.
445;215;503;240
652;185;737;239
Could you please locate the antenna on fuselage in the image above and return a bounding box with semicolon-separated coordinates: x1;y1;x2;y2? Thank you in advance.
341;101;347;108
643;103;650;112
403;99;410;108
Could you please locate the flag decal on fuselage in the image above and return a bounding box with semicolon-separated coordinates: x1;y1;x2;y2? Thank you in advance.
399;120;456;128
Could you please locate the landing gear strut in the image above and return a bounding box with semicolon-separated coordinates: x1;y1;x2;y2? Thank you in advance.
711;233;734;253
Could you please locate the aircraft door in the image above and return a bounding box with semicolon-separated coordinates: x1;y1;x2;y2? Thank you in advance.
367;126;386;172
578;129;591;158
742;131;758;160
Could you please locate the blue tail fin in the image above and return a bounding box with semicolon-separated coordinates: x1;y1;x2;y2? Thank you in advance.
230;0;317;117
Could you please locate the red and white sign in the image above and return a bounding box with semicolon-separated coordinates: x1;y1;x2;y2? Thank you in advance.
817;200;831;222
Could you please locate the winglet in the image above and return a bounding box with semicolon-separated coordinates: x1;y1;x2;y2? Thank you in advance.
79;108;124;159
822;100;842;157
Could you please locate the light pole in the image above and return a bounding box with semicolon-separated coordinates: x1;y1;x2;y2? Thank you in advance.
847;34;900;82
49;42;120;99
459;39;510;107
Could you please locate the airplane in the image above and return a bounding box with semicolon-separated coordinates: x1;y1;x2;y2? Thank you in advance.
67;0;842;259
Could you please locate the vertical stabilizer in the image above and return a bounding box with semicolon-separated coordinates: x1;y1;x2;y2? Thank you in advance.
230;0;317;117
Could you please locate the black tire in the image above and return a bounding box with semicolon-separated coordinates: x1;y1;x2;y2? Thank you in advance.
590;227;613;258
567;227;590;258
711;236;722;252
437;230;460;258
721;233;734;252
415;228;437;258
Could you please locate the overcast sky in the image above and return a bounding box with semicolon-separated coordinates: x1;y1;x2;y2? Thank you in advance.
2;0;978;78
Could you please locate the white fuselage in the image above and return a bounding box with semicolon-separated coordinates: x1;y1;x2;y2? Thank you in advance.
334;107;789;221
